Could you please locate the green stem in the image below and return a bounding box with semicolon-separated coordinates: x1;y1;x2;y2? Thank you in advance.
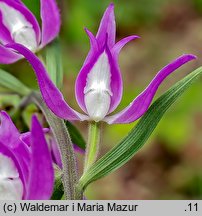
84;122;101;172
23;92;79;200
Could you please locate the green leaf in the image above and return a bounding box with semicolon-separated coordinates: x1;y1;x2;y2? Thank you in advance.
45;39;63;89
0;69;31;96
78;67;202;191
65;121;86;150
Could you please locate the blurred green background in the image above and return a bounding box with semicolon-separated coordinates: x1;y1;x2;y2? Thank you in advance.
1;0;202;199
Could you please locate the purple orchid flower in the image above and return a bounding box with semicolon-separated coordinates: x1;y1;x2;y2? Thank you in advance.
0;111;54;200
0;0;60;64
7;3;196;124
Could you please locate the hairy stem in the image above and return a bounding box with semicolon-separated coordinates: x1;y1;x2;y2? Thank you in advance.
24;91;80;199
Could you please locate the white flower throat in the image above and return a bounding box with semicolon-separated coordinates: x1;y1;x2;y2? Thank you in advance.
84;51;112;122
0;153;23;200
0;2;38;51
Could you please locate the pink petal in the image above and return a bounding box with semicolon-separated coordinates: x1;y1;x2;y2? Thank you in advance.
0;44;21;64
0;111;30;193
112;35;140;59
0;111;20;148
96;3;115;49
75;29;99;113
7;43;88;121
83;28;99;68
105;54;196;124
40;0;61;47
109;35;140;113
0;10;13;44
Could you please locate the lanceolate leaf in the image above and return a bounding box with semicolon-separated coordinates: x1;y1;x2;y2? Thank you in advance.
0;69;31;96
78;67;202;191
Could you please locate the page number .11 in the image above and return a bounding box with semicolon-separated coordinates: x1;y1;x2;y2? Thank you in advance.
185;203;198;212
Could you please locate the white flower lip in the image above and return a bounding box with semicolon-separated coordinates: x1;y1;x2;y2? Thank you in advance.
84;51;112;121
0;153;23;200
0;2;37;51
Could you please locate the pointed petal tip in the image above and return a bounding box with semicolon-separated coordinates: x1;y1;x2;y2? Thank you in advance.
111;35;140;58
84;27;94;36
31;115;44;138
31;114;38;126
96;2;116;48
127;35;141;40
0;110;10;119
105;3;115;21
175;53;197;64
134;35;141;39
0;110;6;115
182;53;197;60
108;2;115;9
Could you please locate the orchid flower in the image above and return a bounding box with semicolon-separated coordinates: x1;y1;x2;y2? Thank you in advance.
0;0;60;64
7;3;196;124
0;111;54;200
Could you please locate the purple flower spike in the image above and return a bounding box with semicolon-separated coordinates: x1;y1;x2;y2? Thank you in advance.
26;115;54;200
8;4;197;124
0;111;54;200
0;0;60;64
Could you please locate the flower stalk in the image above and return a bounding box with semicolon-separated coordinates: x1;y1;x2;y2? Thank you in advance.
84;122;101;172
